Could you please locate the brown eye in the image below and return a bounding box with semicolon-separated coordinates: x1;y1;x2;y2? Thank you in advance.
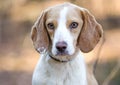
70;22;78;29
47;23;54;30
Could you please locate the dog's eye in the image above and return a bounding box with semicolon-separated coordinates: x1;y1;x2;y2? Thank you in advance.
70;22;78;29
47;23;54;30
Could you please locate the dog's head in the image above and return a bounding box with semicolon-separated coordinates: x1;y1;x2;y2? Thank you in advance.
31;3;103;61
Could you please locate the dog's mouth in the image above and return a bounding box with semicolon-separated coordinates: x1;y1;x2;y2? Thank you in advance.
49;52;75;62
56;51;69;56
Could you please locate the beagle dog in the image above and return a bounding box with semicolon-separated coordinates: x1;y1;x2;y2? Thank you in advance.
31;3;103;85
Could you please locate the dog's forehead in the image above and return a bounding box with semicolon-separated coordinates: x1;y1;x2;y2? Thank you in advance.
46;4;81;21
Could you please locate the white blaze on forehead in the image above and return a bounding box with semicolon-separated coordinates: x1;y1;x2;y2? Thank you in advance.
58;7;68;26
56;7;68;41
53;7;69;41
52;7;75;55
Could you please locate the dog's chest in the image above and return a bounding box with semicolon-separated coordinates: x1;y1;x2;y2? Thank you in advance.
32;54;87;85
46;66;85;85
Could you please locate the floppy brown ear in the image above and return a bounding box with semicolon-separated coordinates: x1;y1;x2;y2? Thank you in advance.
77;9;103;53
31;11;49;53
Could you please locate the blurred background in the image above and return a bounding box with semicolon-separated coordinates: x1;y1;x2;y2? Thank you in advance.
0;0;120;85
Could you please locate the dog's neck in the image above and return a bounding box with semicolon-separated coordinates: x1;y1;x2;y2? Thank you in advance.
38;50;88;85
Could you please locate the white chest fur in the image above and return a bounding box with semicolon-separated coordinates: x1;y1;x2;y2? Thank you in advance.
32;51;87;85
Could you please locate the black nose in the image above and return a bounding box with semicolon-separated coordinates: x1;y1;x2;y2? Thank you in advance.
56;41;67;53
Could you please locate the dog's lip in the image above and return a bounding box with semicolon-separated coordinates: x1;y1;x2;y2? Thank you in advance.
56;51;69;56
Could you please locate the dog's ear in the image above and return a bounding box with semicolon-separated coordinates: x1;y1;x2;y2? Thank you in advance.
77;9;103;53
31;11;49;53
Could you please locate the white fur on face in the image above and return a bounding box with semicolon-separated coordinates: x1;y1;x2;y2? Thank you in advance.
52;7;75;56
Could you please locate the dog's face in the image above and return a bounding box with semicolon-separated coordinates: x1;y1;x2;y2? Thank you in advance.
46;6;83;60
31;3;103;61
